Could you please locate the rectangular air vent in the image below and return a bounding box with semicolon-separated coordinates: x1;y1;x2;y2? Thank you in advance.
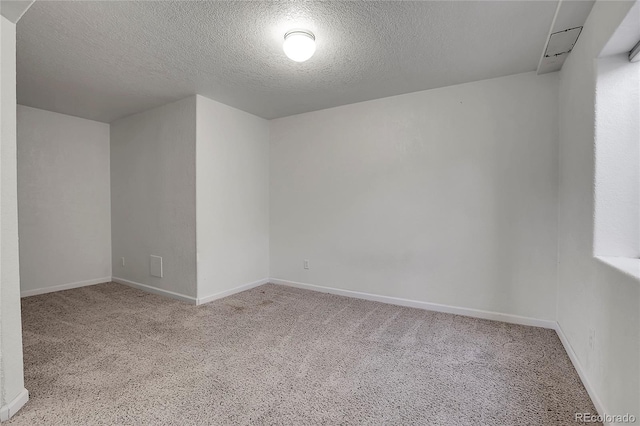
150;255;163;278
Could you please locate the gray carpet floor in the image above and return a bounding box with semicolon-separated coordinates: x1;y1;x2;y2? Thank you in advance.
8;282;597;425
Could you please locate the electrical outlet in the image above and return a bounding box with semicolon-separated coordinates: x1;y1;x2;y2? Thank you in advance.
588;328;596;350
304;259;309;269
121;257;125;267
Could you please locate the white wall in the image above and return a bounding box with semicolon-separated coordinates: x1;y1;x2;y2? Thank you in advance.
196;95;269;301
17;106;111;296
270;71;559;321
110;96;197;299
0;14;26;417
594;54;640;259
557;0;639;418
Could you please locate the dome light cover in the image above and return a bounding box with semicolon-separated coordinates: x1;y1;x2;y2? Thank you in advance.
283;30;316;62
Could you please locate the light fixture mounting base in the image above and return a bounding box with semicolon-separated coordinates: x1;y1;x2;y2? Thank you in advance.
284;29;315;41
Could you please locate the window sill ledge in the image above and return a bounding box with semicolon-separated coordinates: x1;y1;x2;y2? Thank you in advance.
595;256;640;282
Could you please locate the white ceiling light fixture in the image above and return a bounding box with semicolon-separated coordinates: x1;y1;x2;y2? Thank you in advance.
283;29;316;62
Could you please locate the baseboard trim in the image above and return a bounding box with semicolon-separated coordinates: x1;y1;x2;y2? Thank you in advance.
112;277;196;304
0;388;29;421
196;278;270;305
554;323;608;422
270;278;556;329
21;277;112;298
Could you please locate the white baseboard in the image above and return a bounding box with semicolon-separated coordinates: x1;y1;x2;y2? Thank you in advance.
0;388;29;421
21;277;112;298
112;277;196;304
555;323;608;422
196;278;270;305
270;278;557;329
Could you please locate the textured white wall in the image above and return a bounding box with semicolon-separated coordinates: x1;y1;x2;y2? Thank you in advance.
17;106;111;295
557;0;639;417
196;95;269;299
270;71;559;321
110;96;197;299
0;14;26;412
594;54;640;258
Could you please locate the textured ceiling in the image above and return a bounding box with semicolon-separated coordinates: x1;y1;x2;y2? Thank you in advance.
17;1;560;122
